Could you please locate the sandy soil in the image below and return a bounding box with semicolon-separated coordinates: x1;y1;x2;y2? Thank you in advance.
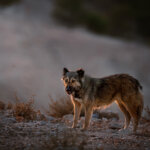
0;110;150;150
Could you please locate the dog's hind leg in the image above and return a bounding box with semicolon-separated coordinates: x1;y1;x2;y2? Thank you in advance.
121;95;143;133
116;101;131;130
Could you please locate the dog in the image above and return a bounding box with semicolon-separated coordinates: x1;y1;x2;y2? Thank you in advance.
61;68;143;132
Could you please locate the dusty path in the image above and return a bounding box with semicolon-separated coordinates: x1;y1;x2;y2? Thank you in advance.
0;110;150;150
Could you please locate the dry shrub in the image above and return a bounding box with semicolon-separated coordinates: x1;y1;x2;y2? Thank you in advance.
7;102;13;109
36;109;47;121
13;96;37;121
47;96;73;118
13;95;46;122
141;106;150;123
145;106;150;119
0;101;5;110
139;106;150;136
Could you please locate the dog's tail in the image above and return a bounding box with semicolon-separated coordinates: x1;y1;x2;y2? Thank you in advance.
133;78;143;90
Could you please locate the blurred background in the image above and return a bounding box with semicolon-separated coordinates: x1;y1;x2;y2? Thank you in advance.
0;0;150;113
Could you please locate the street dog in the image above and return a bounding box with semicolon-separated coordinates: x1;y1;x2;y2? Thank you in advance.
61;68;143;132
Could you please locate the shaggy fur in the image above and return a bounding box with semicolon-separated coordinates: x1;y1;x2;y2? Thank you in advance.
62;68;143;132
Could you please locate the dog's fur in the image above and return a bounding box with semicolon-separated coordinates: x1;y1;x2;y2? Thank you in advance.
62;68;143;132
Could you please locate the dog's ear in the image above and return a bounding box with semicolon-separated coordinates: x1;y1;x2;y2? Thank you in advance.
63;67;69;76
77;68;84;78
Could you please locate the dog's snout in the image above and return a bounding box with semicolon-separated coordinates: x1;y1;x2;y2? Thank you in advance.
66;86;71;91
65;86;73;94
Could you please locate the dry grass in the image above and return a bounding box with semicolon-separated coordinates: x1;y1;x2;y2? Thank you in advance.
141;106;150;123
144;106;150;119
13;96;37;121
12;95;46;122
0;101;5;110
47;96;73;118
7;102;13;109
139;106;150;137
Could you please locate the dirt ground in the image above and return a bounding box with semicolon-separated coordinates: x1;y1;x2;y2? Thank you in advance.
0;110;150;150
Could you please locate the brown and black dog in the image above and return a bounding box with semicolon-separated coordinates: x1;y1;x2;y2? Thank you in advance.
62;68;143;132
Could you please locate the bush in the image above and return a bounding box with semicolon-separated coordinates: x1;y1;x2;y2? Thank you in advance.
13;96;37;121
53;0;150;40
7;102;13;110
141;106;150;123
53;0;107;33
47;96;73;118
0;0;21;7
12;95;46;121
53;0;83;26
83;11;107;34
0;101;5;110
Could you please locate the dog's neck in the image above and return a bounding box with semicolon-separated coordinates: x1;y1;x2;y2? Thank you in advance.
71;90;82;99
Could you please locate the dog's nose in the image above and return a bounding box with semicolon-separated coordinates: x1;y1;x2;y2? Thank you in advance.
66;86;71;91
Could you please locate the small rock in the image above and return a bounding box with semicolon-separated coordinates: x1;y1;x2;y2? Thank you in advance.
40;121;47;125
102;118;108;121
91;117;100;122
109;121;121;130
92;113;99;119
5;117;17;124
63;114;73;121
46;116;55;121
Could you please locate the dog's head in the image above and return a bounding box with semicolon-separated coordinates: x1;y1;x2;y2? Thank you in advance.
61;68;84;95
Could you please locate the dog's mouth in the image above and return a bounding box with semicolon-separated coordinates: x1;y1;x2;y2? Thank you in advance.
66;90;72;95
65;86;81;96
65;86;74;95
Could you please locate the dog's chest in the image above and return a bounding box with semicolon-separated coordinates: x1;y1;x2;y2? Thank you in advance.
74;97;83;103
71;90;84;103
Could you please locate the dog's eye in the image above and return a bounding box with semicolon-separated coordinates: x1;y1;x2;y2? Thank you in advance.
65;79;68;83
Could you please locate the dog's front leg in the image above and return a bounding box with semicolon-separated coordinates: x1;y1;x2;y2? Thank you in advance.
83;105;93;130
72;100;82;128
